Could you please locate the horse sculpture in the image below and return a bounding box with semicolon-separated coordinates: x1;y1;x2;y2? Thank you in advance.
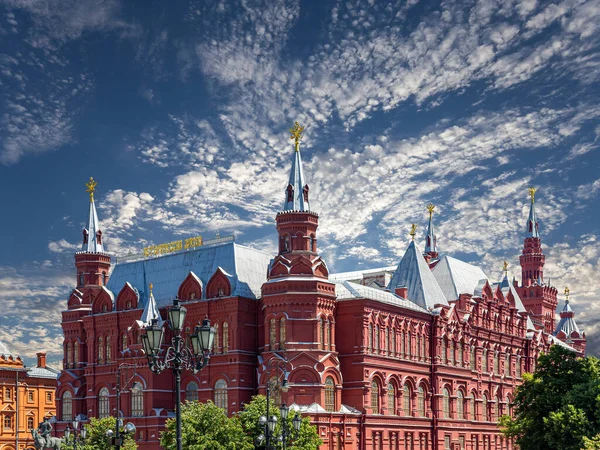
31;429;62;450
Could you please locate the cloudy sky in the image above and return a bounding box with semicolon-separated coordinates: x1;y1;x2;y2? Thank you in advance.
0;0;599;367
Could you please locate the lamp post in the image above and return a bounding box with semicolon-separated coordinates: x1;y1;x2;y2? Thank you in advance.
107;363;137;450
64;419;86;450
106;421;136;448
141;298;215;450
257;403;302;450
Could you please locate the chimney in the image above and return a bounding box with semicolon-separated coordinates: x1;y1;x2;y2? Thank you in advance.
36;352;46;368
395;286;408;299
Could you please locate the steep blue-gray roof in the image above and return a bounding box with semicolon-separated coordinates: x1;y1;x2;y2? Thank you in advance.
388;241;448;309
526;197;540;238
82;199;104;253
106;241;273;308
283;146;310;212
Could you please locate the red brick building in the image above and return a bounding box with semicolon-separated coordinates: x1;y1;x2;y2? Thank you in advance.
57;135;586;450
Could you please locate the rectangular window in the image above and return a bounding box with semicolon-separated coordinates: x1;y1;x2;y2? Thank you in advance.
4;388;11;401
459;436;465;450
28;391;34;402
444;435;451;450
4;415;11;429
46;392;52;403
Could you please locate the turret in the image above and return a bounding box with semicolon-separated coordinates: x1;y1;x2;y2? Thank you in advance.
516;187;557;333
423;203;438;263
73;178;111;304
554;287;586;355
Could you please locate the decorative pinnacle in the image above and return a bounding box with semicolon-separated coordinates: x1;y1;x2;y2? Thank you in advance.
85;177;98;202
149;283;154;294
528;186;536;204
289;121;305;151
409;223;417;240
503;261;508;273
564;286;570;302
426;203;435;219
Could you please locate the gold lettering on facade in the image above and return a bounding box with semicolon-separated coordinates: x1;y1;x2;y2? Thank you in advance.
143;235;202;258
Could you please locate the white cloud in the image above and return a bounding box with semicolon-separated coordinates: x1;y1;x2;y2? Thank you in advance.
48;239;79;253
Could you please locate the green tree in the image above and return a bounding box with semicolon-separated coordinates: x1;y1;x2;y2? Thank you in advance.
500;346;600;450
160;401;253;450
237;395;322;450
61;417;137;450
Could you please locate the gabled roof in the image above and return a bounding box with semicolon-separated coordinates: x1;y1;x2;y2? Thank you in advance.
106;240;273;308
431;255;488;301
387;241;448;309
336;281;430;314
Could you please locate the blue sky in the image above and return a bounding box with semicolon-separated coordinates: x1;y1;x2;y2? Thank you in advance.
1;0;599;367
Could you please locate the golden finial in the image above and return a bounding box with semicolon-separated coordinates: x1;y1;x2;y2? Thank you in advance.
149;283;154;294
426;203;435;219
503;261;508;273
409;223;417;240
289;121;305;151
85;177;98;202
528;186;536;204
564;286;570;302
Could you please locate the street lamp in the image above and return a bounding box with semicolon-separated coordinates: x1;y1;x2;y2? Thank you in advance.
106;421;136;447
141;298;215;450
64;419;86;450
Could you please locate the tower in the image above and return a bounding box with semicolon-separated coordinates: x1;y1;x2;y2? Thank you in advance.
423;203;438;263
554;287;586;355
516;187;557;333
260;123;340;409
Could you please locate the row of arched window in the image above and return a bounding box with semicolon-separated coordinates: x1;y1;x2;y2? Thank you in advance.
213;322;230;354
441;341;523;377
185;380;228;410
97;336;112;364
62;383;145;421
367;324;427;361
318;316;334;350
65;341;80;368
370;381;427;417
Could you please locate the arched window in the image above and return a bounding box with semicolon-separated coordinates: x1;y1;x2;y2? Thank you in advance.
482;394;489;422
416;334;421;360
98;337;103;364
73;342;79;366
325;377;335;412
441;337;447;364
407;332;412;357
457;390;464;420
214;380;228;411
457;342;463;366
131;382;144;417
482;349;488;373
214;323;219;354
122;334;128;352
494;396;500;422
78;272;84;286
470;393;476;420
105;336;111;363
279;318;286;349
470;346;476;370
442;388;450;418
222;322;229;353
387;383;395;414
368;323;373;352
374;325;380;353
417;386;425;417
98;387;110;418
516;356;522;378
401;331;406;357
103;273;107;286
62;391;73;421
186;382;198;402
505;354;510;376
421;335;426;361
66;342;73;368
494;351;499;375
269;319;276;349
370;381;379;413
403;385;412;416
385;328;390;354
449;341;455;365
391;330;396;356
325;320;331;348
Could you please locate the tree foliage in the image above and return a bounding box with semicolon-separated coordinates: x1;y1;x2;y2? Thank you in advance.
61;417;137;450
160;401;253;450
237;395;322;450
501;346;600;450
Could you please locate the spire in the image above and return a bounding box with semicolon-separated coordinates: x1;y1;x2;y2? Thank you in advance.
283;122;310;212
424;203;438;257
82;177;104;253
554;286;581;337
526;186;540;238
139;283;163;327
500;261;510;288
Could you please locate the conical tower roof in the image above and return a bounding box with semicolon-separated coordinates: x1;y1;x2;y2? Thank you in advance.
82;177;105;253
526;187;540;238
283;122;310;212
